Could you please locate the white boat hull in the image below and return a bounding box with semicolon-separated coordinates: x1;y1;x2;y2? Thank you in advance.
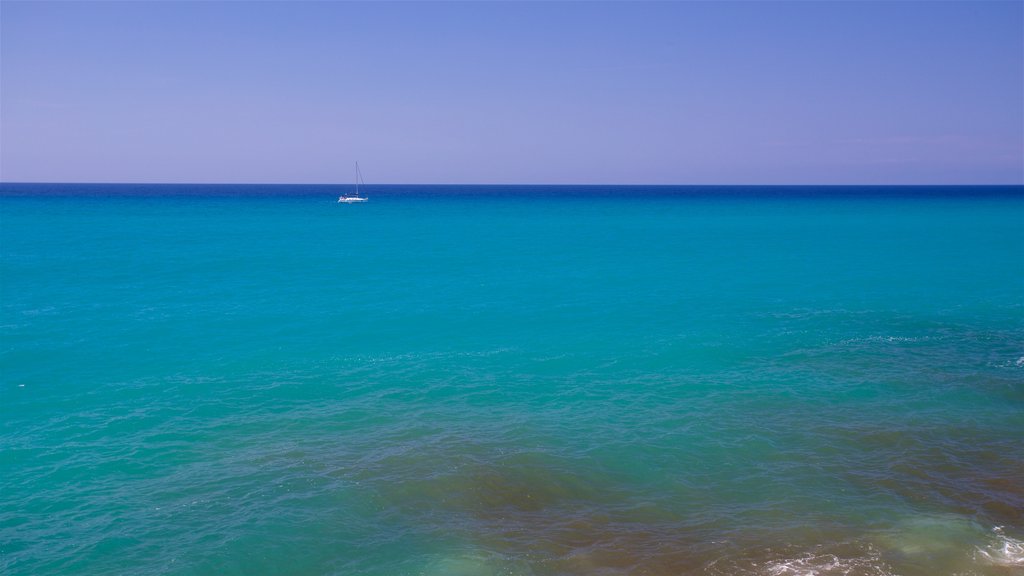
339;162;368;203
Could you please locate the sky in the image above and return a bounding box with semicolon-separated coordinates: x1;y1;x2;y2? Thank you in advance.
1;1;1021;185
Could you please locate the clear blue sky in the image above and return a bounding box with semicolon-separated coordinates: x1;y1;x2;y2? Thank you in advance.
1;1;1021;184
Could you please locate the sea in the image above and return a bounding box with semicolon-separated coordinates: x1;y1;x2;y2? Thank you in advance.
1;183;1022;576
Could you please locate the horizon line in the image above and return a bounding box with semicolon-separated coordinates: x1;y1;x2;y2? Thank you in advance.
3;181;1023;188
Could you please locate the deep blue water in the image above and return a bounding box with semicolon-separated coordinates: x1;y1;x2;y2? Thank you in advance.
1;184;1022;575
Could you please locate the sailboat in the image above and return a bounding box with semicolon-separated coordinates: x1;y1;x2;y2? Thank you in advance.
338;162;369;203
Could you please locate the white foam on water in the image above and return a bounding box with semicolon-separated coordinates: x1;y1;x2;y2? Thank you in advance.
764;552;893;576
976;526;1024;567
831;335;932;348
1014;356;1024;368
874;514;1024;573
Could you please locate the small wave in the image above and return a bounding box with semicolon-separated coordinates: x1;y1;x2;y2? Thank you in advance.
976;526;1024;567
1015;356;1024;368
352;347;516;364
763;308;871;320
837;335;928;346
20;306;57;316
706;546;896;576
763;552;894;576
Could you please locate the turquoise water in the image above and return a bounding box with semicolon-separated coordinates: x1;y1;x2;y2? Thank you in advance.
1;185;1022;575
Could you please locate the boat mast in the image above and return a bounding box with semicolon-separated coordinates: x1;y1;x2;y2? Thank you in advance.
354;161;367;197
